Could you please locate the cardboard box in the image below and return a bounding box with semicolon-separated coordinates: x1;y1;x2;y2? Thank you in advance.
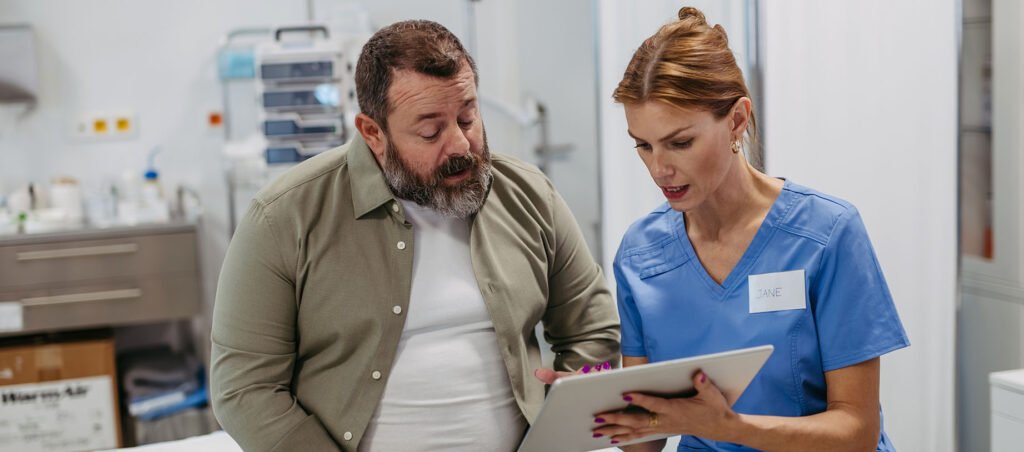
0;338;121;452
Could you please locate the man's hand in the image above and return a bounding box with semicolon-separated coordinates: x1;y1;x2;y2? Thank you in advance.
533;361;612;385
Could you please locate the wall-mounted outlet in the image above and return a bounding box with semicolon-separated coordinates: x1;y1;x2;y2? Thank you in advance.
72;110;138;141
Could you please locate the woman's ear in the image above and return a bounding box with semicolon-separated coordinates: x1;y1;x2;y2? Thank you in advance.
355;113;387;160
729;97;752;139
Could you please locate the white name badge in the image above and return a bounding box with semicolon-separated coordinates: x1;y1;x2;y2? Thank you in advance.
748;269;806;314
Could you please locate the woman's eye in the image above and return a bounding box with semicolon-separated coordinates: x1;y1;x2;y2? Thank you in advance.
671;140;693;149
634;143;651;151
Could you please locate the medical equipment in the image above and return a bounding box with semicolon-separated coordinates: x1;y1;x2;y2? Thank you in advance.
262;114;342;138
254;26;353;164
218;25;367;234
265;140;344;165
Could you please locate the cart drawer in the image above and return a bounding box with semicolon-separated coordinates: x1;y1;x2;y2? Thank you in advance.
0;275;201;336
0;232;198;290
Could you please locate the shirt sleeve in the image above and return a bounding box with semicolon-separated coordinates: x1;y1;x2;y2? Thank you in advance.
812;207;910;372
614;247;648;357
210;201;341;451
542;185;621;372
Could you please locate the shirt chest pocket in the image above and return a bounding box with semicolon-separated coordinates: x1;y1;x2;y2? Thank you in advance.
630;240;690;280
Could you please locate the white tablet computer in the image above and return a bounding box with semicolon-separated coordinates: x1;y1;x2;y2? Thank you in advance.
517;345;773;452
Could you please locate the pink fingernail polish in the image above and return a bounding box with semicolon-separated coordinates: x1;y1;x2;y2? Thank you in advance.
582;365;592;374
603;361;611;370
593;433;603;438
594;417;606;424
700;373;707;383
623;395;633;402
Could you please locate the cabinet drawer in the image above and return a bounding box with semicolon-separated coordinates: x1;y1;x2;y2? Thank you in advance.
0;275;201;336
992;384;1024;421
0;233;198;290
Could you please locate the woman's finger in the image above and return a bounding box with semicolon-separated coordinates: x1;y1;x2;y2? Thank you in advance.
591;424;636;439
620;392;670;413
693;370;710;392
594;411;653;430
610;427;659;443
692;370;729;406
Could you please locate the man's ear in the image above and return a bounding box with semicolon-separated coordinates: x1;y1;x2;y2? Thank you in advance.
355;113;387;159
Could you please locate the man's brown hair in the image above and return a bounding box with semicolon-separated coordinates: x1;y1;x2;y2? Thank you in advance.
355;20;478;131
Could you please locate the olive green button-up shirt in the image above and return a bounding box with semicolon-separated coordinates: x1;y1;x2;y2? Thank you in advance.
210;136;620;452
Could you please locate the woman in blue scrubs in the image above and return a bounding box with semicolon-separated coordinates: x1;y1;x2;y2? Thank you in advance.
591;7;909;451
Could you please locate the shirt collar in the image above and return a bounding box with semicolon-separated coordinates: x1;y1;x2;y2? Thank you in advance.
348;134;396;219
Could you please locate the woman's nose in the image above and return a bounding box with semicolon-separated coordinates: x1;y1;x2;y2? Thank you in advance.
650;150;674;178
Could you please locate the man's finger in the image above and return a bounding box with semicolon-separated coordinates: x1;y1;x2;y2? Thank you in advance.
533;368;556;384
532;368;574;384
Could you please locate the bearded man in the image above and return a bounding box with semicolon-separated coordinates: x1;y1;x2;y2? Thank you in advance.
210;20;620;452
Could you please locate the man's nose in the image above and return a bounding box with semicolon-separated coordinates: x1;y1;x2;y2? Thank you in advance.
442;124;472;157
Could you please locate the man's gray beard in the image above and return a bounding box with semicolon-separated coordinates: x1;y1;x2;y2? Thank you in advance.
380;132;493;218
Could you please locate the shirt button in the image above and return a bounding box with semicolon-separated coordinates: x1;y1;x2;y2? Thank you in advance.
392;305;402;315
343;432;353;441
396;241;406;250
391;203;399;213
372;370;382;380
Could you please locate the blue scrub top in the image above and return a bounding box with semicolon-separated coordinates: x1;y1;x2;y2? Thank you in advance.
614;180;909;452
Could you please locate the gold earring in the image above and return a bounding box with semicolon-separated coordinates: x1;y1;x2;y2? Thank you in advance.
731;141;741;154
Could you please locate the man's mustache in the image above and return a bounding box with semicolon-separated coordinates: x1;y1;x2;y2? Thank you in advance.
437;153;478;178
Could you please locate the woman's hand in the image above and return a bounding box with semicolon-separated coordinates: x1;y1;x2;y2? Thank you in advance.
533;361;613;385
592;370;739;445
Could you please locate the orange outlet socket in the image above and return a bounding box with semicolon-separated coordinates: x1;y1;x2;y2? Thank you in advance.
116;117;131;132
93;119;109;133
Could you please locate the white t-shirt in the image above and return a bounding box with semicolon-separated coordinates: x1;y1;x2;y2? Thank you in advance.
358;200;527;451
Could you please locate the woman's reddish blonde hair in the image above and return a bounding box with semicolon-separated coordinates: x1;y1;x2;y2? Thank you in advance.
614;6;758;146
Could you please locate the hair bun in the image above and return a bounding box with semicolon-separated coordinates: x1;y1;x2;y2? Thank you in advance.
713;24;729;43
677;6;707;24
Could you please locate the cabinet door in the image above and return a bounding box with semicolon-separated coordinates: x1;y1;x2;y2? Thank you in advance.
992;413;1024;452
963;0;1024;293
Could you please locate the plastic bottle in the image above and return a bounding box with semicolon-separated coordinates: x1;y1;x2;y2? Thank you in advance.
141;164;169;223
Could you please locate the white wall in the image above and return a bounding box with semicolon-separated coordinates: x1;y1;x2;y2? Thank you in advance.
598;1;958;450
1;0;607;367
0;0;310;364
514;0;602;258
762;2;957;451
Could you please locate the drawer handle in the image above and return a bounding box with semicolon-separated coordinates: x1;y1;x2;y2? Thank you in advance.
20;288;143;307
16;243;139;261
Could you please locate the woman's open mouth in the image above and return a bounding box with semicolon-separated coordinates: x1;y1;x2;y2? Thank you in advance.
661;184;689;200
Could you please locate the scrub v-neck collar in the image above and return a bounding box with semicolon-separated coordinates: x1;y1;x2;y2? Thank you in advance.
672;179;796;299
